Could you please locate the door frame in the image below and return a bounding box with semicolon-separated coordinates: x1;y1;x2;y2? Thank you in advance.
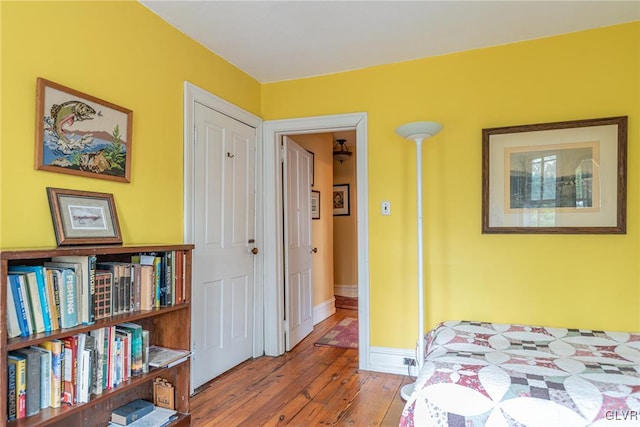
263;113;371;370
183;82;265;368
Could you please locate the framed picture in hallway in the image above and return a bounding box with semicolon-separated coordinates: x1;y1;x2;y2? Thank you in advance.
311;190;320;220
333;184;350;216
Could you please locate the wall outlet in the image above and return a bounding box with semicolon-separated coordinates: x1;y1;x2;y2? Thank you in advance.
403;357;416;366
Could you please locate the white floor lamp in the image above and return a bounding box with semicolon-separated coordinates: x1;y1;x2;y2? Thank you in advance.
395;121;443;401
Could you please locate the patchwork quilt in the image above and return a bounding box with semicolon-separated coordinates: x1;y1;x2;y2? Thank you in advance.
399;321;640;426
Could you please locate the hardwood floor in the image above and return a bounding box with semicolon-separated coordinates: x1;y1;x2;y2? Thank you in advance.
190;308;411;426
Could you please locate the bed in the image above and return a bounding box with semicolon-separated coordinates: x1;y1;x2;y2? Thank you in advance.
399;320;640;426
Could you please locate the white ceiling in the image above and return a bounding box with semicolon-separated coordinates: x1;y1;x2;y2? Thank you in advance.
140;1;640;83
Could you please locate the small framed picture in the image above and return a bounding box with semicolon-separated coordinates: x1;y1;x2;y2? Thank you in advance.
333;184;350;216
306;149;315;187
311;190;320;220
46;187;123;246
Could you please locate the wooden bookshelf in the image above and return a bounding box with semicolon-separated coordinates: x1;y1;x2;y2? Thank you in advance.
0;244;193;427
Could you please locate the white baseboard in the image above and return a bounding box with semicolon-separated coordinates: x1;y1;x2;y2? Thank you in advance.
313;298;336;325
367;346;417;376
334;284;358;298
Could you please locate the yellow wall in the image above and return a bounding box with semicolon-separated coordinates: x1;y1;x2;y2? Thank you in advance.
263;22;640;348
288;134;335;307
0;1;260;248
2;1;638;351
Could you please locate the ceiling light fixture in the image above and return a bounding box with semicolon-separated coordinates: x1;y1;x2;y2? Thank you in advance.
333;139;352;164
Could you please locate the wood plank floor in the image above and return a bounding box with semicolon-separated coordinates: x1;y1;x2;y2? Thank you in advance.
190;308;411;426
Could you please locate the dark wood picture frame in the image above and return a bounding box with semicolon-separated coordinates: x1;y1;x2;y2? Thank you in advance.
47;187;123;246
306;149;315;187
36;77;133;182
482;116;627;234
333;184;350;216
311;190;320;220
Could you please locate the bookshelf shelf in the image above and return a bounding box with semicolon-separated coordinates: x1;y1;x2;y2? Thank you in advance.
1;244;194;427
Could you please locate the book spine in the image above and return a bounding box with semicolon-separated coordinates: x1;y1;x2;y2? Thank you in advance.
7;359;17;420
15;349;40;416
32;347;52;409
8;275;30;337
42;340;63;408
50;270;62;331
16;271;46;334
88;255;97;324
9;356;26;419
61;270;79;329
154;257;162;308
133;264;142;312
62;335;78;404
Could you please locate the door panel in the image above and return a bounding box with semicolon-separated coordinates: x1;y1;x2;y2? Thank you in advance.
284;136;314;351
192;102;256;389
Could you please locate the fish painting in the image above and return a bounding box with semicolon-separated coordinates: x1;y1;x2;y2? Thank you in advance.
37;78;131;182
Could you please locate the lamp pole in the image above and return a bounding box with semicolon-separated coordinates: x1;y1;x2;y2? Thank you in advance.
395;121;442;401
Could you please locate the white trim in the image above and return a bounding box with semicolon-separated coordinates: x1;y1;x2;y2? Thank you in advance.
183;82;265;370
334;284;358;298
313;298;336;325
369;346;418;376
262;113;371;372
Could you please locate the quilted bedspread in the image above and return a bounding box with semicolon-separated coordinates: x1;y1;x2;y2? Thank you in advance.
399;321;640;427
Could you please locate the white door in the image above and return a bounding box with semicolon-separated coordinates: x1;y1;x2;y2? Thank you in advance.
192;101;257;388
283;136;314;351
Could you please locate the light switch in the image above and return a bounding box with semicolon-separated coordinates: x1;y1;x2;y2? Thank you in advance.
382;201;391;216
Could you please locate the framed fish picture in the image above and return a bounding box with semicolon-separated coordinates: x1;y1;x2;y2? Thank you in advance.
35;77;133;182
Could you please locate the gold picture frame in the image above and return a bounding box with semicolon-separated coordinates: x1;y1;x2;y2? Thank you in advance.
47;187;123;246
36;77;133;182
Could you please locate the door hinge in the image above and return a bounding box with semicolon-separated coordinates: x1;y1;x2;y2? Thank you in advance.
280;144;286;163
283;320;289;335
193;124;197;144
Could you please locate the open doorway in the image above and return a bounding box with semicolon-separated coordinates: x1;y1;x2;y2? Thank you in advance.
286;131;358;326
262;113;370;370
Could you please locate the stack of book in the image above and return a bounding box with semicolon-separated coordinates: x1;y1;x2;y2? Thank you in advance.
5;322;156;418
4;251;188;341
109;399;177;427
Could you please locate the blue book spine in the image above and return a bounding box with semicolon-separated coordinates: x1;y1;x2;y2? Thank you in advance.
10;266;52;332
61;270;79;329
9;274;30;337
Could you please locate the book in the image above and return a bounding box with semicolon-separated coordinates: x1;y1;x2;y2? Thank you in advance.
6;275;23;338
117;322;143;376
13;347;41;416
131;263;142;312
7;357;17;420
88;328;105;395
96;262;122;315
110;399;154;425
45;268;61;331
139;265;155;310
62;335;78;404
115;329;131;382
44;264;79;329
8;354;26;419
76;333;87;402
9;266;52;333
78;348;91;403
147;346;191;368
30;346;52;409
142;330;150;374
41;339;64;408
10;270;45;334
94;270;113;320
107;406;177;427
8;274;31;336
83;334;97;398
51;255;95;325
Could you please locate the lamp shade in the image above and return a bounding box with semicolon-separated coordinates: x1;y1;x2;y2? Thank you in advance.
333;139;352;164
395;121;442;141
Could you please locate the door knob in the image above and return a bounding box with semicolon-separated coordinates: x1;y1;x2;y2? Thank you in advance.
251;247;259;255
311;247;318;254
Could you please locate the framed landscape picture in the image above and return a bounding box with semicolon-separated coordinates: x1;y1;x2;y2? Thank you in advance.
35;77;133;182
482;116;627;234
